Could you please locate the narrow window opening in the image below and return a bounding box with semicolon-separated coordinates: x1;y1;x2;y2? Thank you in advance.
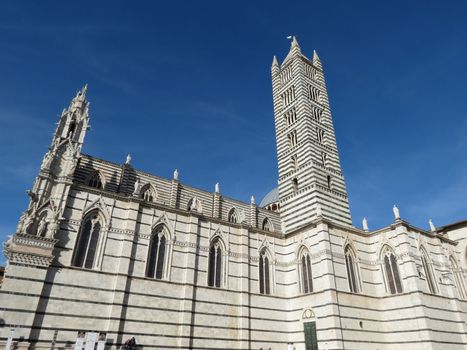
259;249;271;295
292;178;298;193
383;249;403;294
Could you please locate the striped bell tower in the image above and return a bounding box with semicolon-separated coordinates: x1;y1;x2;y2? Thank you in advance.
271;37;352;232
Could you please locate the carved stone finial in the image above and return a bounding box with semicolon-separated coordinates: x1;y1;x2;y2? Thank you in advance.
393;205;400;220
429;219;436;232
173;169;179;181
362;217;369;232
250;195;255;205
125;154;132;165
215;182;220;194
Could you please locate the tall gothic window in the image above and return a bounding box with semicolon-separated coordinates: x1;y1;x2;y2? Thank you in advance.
228;208;239;223
259;248;271;295
299;247;313;294
420;248;437;294
146;226;167;279
73;211;103;269
87;171;104;189
450;256;466;299
208;239;223;288
345;245;360;293
382;247;403;294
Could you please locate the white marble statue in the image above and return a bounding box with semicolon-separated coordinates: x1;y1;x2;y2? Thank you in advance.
37;216;47;237
125;154;132;165
362;217;369;232
215;182;220;193
429;219;436;232
393;205;400;220
133;178;140;195
250;195;255;205
173;169;179;181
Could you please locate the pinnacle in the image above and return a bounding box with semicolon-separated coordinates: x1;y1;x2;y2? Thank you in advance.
291;36;300;49
80;84;88;98
313;49;322;69
272;55;279;68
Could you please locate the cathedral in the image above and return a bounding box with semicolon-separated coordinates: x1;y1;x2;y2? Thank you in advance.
1;37;466;350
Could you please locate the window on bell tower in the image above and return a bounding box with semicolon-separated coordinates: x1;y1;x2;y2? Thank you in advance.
308;85;321;103
284;107;297;127
288;131;297;148
316;128;325;144
321;152;327;167
291;154;298;170
292;178;298;193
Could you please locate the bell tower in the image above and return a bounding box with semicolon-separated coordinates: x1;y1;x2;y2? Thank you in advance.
271;37;352;232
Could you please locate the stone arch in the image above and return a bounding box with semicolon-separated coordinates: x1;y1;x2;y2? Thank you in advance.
262;217;273;231
85;169;106;189
227;207;239;223
140;183;158;202
302;308;316;320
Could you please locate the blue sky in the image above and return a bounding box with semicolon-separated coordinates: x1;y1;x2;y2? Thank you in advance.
1;1;467;264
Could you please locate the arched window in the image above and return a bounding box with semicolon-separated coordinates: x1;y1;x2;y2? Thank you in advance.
262;218;271;231
345;245;360;293
73;211;103;269
450;256;466;299
140;184;156;202
420;248;437;294
259;248;271;295
382;247;403;294
228;208;238;223
208;239;223;288
146;225;167;279
87;171;104;189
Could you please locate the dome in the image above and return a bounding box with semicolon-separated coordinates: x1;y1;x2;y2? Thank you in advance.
259;188;279;207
